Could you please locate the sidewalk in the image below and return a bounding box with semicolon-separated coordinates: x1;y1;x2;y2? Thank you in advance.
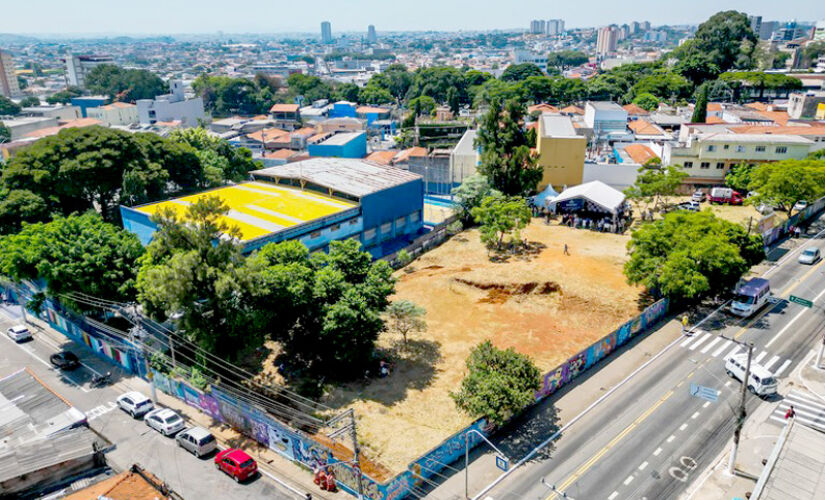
23;312;336;500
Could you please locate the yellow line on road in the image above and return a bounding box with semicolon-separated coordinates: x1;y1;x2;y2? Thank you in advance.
547;390;674;499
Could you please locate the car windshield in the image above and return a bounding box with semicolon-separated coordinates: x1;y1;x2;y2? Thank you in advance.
762;376;776;385
199;435;216;445
734;293;755;305
803;249;817;256
239;459;255;468
164;415;181;423
136;400;151;408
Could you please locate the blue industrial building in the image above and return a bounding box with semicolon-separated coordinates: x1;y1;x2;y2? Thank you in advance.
307;131;367;158
250;158;425;257
70;96;108;118
329;101;358;118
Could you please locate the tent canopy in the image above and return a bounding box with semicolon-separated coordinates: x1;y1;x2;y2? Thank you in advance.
553;181;626;215
530;184;560;208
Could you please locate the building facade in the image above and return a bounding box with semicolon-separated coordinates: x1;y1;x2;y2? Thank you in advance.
597;26;619;55
536;115;587;189
0;49;21;98
64;54;114;88
87;102;138;126
367;25;377;44
584;102;629;141
321;22;333;43
547;19;565;36
308;131;367;158
136;81;205;127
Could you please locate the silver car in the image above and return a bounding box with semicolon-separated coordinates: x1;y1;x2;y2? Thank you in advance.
116;391;154;418
7;325;32;342
144;408;185;436
175;426;218;457
799;247;821;265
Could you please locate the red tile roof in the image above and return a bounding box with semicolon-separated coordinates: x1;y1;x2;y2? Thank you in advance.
624;144;659;164
628;119;666;136
366;150;400;165
623;103;650;116
269;103;300;113
528;103;560;114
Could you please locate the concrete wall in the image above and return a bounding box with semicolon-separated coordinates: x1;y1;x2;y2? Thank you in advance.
137;96;205;127
582;162;640;190
307;132;367;158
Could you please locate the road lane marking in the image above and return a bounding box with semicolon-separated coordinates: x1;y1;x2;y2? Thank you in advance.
681;333;699;347
639;461;649;471
679;423;688;431
667;435;675;443
774;359;792;377
725;380;732;387
765;286;825;348
703;401;711;408
623;475;634;486
712;340;732;357
608;492;619;500
701;336;722;353
653;447;662;456
691;411;700;419
755;351;767;363
763;355;780;370
725;345;742;360
688;334;711;351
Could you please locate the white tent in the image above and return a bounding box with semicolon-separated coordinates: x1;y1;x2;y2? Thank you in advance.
553;181;626;215
530;184;560;209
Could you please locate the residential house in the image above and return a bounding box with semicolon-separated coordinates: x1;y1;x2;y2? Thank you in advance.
87;102;138;126
136;81;205;128
269;103;301;129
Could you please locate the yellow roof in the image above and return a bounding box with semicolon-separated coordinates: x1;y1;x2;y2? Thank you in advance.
135;182;356;241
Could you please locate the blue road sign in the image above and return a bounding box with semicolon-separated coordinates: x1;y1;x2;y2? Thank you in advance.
690;383;718;403
496;456;509;472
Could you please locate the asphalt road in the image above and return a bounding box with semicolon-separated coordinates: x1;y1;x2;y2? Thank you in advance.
0;306;300;500
478;218;825;500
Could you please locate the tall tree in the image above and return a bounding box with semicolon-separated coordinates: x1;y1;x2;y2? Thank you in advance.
85;64;167;102
476;99;542;196
500;63;544;82
471;195;532;250
624;164;688;212
747;159;825;213
674;11;757;73
0;96;21;116
691;84;709;123
0;121;9;142
546;50;589;72
451;174;501;224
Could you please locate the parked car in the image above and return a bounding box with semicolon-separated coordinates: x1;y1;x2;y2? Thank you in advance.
215;448;258;483
709;187;744;205
677;201;700;212
116;391;154;418
725;354;777;397
793;200;809;213
49;351;80;370
144;408;185;436
691;190;706;202
176;426;218;457
799;247;822;265
6;324;32;342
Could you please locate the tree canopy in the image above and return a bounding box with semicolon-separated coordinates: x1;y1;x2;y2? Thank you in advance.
547;50;589;71
0;212;144;311
86;64;168;102
451;174;501;224
624;165;688;212
747;159;825;212
451;340;542;427
500;63;545;82
471;195;532;251
193;74;277;117
0;96;21;116
672;11;757;74
624;211;763;301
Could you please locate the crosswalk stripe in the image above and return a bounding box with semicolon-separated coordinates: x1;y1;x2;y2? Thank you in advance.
725;345;742;360
712;340;733;357
763;355;780;370
680;333;699;347
786;392;825;410
689;334;711;351
774;359;792;377
701;336;723;353
777;402;825;418
755;351;767;363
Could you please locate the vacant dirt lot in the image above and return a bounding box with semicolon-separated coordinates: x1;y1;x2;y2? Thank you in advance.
321;220;643;473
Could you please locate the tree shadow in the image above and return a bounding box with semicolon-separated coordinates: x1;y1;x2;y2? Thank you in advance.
487;240;547;264
320;338;443;409
492;401;560;462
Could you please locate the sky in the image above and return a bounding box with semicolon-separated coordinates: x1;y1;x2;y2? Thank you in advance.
1;0;823;35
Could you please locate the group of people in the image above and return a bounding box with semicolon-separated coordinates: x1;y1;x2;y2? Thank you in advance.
313;466;337;492
560;213;627;234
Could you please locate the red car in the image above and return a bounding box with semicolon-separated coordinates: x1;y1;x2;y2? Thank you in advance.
214;448;258;482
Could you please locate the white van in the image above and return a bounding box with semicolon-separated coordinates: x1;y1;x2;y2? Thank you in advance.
729;278;771;317
725;354;778;397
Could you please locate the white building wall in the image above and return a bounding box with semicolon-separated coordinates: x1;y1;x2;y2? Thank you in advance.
582;162;640;190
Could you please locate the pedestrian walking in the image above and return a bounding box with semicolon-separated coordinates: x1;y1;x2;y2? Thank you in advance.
785;405;796;419
681;314;689;333
563;243;570;256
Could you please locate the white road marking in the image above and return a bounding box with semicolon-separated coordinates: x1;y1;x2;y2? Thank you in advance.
774;359;792;377
786;391;825;409
681;333;700;347
691;412;700;419
725;380;732;387
701;336;722;354
766;286;825;348
679;423;688;431
712;340;733;357
623;475;634;486
667;435;676;443
639;461;649;471
86;401;118;421
702;401;711;408
763;355;780;370
755;351;768;363
725;345;742;360
688;334;711;351
608;492;619;500
653;447;663;456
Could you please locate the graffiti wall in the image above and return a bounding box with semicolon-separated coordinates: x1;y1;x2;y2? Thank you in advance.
762;196;825;248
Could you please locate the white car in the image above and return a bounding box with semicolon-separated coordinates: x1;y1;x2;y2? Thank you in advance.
116;391;154;418
6;325;32;342
144;408;185;436
793;200;808;212
799;247;822;265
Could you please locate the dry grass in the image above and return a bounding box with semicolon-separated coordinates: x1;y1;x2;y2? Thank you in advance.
319;220;643;473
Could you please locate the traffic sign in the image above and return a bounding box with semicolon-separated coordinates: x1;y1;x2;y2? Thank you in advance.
690;383;718;403
496;456;509;472
789;295;813;308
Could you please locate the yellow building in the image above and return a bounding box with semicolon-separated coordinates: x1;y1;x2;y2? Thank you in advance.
536;115;587;190
817;103;825;120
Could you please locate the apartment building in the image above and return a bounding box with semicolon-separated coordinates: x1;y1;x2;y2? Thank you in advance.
536;115;587;189
596;26;619;55
87;102;138;126
136;81;204;127
0;49;21;98
64;54;114;88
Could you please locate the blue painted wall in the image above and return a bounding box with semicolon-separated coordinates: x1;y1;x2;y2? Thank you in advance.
329;102;357;118
71;96;108;118
120;206;157;246
307;132;367;158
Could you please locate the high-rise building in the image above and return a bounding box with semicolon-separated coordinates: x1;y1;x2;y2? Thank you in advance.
0;49;21;98
641;21;651;31
760;21;778;40
630;21;640;35
64;54;114;88
529;20;546;35
596;26;619;55
321;21;333;44
367;25;377;44
619;24;630;40
546;19;565;36
813;20;825;41
748;15;762;37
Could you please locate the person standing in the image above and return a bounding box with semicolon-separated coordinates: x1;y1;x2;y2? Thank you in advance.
563;243;570;256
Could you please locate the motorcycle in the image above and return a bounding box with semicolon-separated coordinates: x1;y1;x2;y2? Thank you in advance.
90;371;112;387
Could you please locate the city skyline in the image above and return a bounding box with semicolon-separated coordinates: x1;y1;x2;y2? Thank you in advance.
1;0;823;35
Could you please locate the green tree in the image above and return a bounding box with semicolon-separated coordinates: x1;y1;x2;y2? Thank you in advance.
168;127;259;184
0;96;21;115
451;340;541;427
724;163;756;193
358;85;393;105
386;299;427;346
632;92;660;111
405;66;467;104
46;87;82;105
0;121;9;142
86;64;167;102
335;82;361;102
629;72;692;101
409;95;436;116
547;50;588;71
451;174;501;224
624;165;688;211
673;46;721;86
500;63;544;82
0;212;144;311
447;87;460;115
18;96;40;107
471;195;532;250
691;83;709;123
476;99;542;196
286;73;333;103
747;159;825;213
673;11;757;73
624;211;764;301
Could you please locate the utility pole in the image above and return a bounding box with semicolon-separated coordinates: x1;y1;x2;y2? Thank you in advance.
728;341;753;476
349;410;364;500
816;327;825;369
